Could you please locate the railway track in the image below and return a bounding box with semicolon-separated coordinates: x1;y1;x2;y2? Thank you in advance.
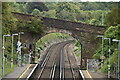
27;40;83;80
64;43;76;80
29;42;60;80
65;43;82;80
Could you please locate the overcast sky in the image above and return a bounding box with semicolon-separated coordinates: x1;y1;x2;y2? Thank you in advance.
1;0;120;2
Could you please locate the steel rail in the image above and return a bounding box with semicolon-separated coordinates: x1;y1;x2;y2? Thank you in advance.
50;41;70;80
28;43;58;80
66;42;84;80
50;64;56;80
26;64;38;80
36;43;58;80
79;70;85;80
37;49;52;80
49;64;54;79
49;47;59;80
27;40;75;80
65;43;76;80
26;44;55;80
59;42;72;80
40;49;51;68
49;48;58;80
60;44;65;80
38;42;62;80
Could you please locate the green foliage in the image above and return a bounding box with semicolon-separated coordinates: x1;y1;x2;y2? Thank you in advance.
36;33;72;53
45;2;58;10
2;3;20;76
93;25;119;73
32;9;41;15
44;10;56;18
104;25;120;39
11;2;117;26
45;2;116;26
74;40;81;57
80;2;117;10
2;2;18;34
101;50;118;73
18;17;45;35
2;2;119;76
4;61;17;76
2;3;46;76
11;2;27;13
38;10;57;18
75;40;81;47
56;2;80;13
26;2;48;13
92;49;101;59
105;8;120;26
88;19;100;26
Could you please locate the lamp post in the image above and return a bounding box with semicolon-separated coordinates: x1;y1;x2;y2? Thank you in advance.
11;33;18;68
18;32;24;41
2;34;11;78
17;32;24;67
97;35;104;68
112;39;120;79
104;38;111;79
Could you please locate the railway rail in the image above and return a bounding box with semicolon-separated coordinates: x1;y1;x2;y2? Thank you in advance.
64;42;83;80
25;40;84;80
65;43;76;80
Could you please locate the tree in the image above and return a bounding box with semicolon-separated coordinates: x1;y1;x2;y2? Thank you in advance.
44;10;56;18
26;2;48;13
55;2;80;21
105;8;120;26
17;17;46;35
88;19;99;25
104;25;120;39
32;9;41;15
2;2;18;34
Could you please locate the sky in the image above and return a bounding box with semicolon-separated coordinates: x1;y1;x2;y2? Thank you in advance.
1;0;120;2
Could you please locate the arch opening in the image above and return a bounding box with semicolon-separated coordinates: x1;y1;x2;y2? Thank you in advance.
35;32;83;66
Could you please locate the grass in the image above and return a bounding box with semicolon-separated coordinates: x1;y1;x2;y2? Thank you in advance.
0;60;17;77
36;32;72;50
4;61;17;76
39;32;71;44
76;53;80;57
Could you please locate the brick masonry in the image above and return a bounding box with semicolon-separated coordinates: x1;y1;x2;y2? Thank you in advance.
12;12;106;67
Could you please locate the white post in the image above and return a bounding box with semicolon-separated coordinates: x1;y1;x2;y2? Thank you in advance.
104;38;111;79
87;59;89;70
108;38;111;79
11;34;18;68
2;35;11;78
11;35;14;68
18;33;21;67
97;35;104;68
118;41;120;79
2;36;5;78
101;36;104;68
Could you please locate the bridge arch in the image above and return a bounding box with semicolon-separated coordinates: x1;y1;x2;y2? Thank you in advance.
13;12;106;68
